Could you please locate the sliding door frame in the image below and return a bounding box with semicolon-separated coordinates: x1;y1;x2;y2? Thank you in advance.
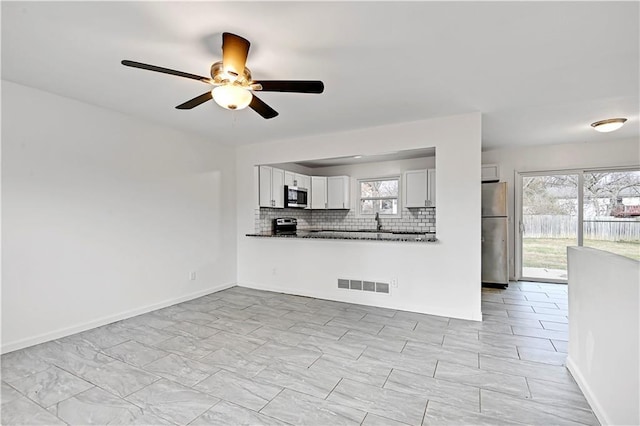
515;165;639;283
516;169;582;284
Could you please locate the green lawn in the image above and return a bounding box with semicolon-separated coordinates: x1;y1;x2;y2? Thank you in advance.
523;238;640;270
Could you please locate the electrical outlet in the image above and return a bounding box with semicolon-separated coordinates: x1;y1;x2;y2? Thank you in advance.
189;271;197;281
391;278;398;288
272;268;277;275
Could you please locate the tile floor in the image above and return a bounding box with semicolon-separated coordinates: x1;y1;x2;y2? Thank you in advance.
1;282;599;425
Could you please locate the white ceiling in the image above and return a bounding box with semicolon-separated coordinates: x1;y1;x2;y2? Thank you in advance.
294;148;436;168
2;2;638;149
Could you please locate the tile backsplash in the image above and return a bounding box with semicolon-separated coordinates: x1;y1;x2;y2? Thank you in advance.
256;208;313;232
255;207;435;234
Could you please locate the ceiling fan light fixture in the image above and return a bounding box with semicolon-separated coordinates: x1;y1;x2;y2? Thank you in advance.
211;85;252;110
590;118;627;133
122;33;324;119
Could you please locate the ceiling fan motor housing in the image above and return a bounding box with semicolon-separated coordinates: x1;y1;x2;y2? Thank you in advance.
210;61;252;86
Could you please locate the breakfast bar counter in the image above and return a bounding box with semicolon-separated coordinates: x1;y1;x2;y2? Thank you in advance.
246;229;437;242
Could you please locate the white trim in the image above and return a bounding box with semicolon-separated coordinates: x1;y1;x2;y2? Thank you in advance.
356;175;402;218
237;281;482;322
566;357;609;426
0;282;236;354
337;286;391;297
577;172;584;246
513;165;640;176
515;171;524;280
519;277;568;285
516;170;580;284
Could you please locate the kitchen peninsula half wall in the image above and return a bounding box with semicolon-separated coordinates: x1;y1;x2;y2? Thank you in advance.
236;113;482;321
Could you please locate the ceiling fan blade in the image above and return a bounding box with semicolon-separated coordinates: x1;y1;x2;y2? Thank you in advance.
222;32;250;77
249;94;279;119
175;91;213;109
253;80;324;94
121;60;211;83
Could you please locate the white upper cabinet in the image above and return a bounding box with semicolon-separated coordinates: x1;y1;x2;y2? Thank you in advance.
266;171;348;210
312;176;350;209
327;176;350;209
482;164;500;182
284;171;296;187
427;168;436;207
259;166;273;208
284;171;311;209
297;174;311;209
297;174;311;191
284;172;311;190
405;169;435;208
272;168;284;208
311;176;327;209
405;169;428;208
259;165;284;208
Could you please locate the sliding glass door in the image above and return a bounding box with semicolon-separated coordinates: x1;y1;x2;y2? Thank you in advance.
520;173;579;281
517;168;640;283
583;170;640;260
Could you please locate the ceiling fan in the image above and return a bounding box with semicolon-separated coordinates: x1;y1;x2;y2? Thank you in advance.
121;32;324;119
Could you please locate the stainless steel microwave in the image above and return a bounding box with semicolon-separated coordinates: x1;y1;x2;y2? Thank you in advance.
284;185;308;208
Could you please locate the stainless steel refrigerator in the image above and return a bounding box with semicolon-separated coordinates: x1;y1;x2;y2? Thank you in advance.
482;182;509;286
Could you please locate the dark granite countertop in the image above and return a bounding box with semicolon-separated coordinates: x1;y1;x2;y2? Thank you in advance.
246;229;437;243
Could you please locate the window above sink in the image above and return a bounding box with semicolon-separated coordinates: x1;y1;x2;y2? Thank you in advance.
358;177;400;217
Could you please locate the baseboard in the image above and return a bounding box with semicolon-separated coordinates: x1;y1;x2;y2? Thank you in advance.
566;356;609;426
237;281;482;322
1;282;236;354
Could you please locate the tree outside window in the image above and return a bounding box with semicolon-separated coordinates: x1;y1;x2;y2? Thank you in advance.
359;178;399;215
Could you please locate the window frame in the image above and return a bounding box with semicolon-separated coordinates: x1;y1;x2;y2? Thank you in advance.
356;175;402;218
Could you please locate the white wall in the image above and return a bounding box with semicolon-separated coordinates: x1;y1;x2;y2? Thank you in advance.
1;81;237;353
566;247;639;426
237;113;483;320
482;138;640;279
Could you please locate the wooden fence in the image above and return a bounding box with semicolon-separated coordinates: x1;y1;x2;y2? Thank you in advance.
523;215;640;242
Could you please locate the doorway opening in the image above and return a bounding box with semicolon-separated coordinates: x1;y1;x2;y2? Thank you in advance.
517;168;640;283
520;173;579;281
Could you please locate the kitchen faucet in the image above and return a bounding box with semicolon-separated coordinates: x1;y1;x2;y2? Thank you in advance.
375;212;382;231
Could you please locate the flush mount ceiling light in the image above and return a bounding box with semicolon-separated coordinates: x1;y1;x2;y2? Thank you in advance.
590;118;627;133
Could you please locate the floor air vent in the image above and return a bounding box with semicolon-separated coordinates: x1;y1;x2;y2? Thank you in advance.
338;279;390;294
